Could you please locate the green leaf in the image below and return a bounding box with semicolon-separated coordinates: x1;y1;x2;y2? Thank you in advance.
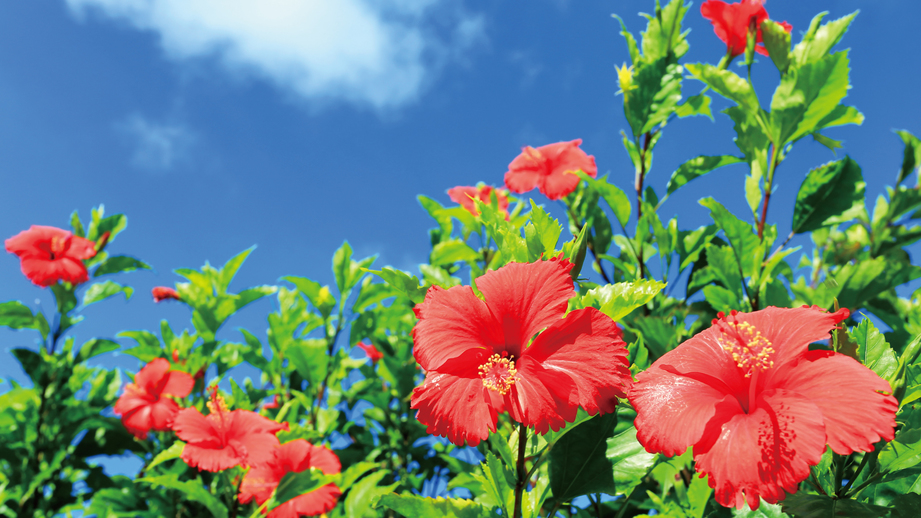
781;492;888;518
699;198;761;276
638;0;690;62
817;104;864;130
580;173;631;228
851;319;898;381
790;12;858;68
792;157;865;234
562;224;590;281
344;470;400;518
896;130;921;186
268;469;332;510
76;338;121;362
762;20;791;74
332;241;353;295
704;285;742;314
833;257;921;311
733;502;790;517
375;494;495;518
93;255;152;277
770;51;851;144
83;281;133;306
524;201;563;260
431;239;480;266
146;441;185;471
889;493;921;518
879;408;921;473
605;426;657;496
625;59;683;136
582;279;666;322
612;15;640;65
675;93;712;119
0;301;45;337
549;413;618;500
139;476;228;518
92;212;128;242
418;195;453;237
479;452;515;515
217;246;254;293
685;63;762;116
365;267;427;304
287;339;329;388
282;276;336;317
666;155;743;196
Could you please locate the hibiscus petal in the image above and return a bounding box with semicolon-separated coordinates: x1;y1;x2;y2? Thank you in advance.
307;443;342;475
239;464;279;505
541;141;596;200
147;398;181;431
773;350;898;453
631;367;744;457
513;308;630;433
289;484;342;517
4;225;67;257
113;385;152;416
182;443;244;472
447;186;480;214
411;366;500;447
172;407;222;444
67;235;98;260
227;410;285;467
475;259;574;355
161;370;195;398
504;147;545;194
121;406;153;439
135;358;171;394
694;389;827;510
412;285;501;371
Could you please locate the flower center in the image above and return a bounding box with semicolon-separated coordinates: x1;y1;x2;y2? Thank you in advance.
716;317;775;377
478;354;518;395
49;235;68;260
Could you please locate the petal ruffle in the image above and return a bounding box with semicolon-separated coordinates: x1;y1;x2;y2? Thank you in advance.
772;350;898;453
239;464;279;504
694;389;827;510
135;358;171;394
411;364;499;446
513;308;630;433
412;285;502;371
631;367;744;457
504;147;545;194
182;442;245;472
475;259;574;356
172;407;222;445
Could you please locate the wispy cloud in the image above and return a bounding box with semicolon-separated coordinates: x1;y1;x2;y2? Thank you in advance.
117;114;195;171
65;0;485;110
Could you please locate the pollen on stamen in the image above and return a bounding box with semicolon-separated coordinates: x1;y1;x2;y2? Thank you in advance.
478;353;518;395
717;320;776;377
207;388;230;414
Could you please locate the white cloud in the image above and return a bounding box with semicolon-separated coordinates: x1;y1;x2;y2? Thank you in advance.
65;0;485;110
117;114;195;170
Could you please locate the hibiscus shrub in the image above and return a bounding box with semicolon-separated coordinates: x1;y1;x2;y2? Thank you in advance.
3;1;921;517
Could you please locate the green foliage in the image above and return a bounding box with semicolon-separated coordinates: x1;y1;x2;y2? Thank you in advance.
792;157;866;234
549;413;620;500
666;155;743;196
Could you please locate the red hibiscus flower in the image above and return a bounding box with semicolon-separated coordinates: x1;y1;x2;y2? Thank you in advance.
504;139;597;201
152;286;181;302
113;358;195;439
263;395;281;410
701;0;792;58
4;225;97;287
447;185;511;217
355;341;383;364
629;307;898;510
172;390;288;471
238;439;342;518
410;258;631;446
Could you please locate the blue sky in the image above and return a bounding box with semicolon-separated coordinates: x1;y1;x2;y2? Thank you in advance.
0;0;919;390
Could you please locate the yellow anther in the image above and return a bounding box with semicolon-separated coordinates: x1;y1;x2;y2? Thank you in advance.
717;321;775;377
479;354;518;395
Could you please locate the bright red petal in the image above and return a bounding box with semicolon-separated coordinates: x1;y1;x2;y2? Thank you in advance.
135;358;171;395
66;235;98;260
541;140;596;200
227;410;285;467
411;355;500;446
694;389;827;510
447;186;480;214
286;485;342;517
172;407;221;444
113;385;152;416
505;147;546;194
475;259;575;357
771;350;898;454
512;308;630;434
5;226;66;257
306;443;341;475
162;370;195;398
412;285;502;372
239;464;282;505
20;256;89;286
631;367;744;457
182;442;246;472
